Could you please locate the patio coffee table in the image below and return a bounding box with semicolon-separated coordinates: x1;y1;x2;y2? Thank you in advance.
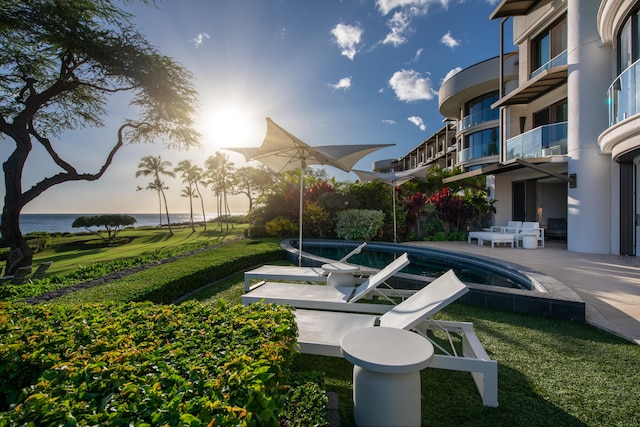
340;327;434;427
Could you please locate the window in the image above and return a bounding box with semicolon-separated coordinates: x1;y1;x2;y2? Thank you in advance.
617;8;640;75
464;91;499;117
531;17;567;74
533;99;567;127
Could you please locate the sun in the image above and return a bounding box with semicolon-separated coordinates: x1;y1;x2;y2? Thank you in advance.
199;104;263;150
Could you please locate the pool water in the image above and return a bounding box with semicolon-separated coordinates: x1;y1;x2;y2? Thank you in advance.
301;244;529;289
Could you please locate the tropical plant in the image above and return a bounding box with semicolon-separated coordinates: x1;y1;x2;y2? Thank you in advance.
180;186;198;232
428;188;473;235
205;152;235;231
0;1;199;274
303;201;332;238
404;192;429;238
175;160;207;231
335;209;385;241
136;155;175;233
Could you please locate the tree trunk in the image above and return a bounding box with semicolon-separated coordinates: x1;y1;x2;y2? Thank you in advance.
160;188;173;235
2;138;33;274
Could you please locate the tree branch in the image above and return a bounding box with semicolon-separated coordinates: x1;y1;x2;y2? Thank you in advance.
28;121;78;173
21;122;147;207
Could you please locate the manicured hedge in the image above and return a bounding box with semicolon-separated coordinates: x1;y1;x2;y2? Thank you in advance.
52;239;285;304
0;300;298;426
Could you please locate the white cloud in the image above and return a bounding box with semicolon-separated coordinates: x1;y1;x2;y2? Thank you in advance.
330;77;352;90
442;67;462;83
382;119;397;125
408;116;426;131
441;31;459;48
377;0;450;47
388;69;438;102
191;32;210;48
376;0;449;16
331;23;363;60
382;11;412;47
412;48;423;62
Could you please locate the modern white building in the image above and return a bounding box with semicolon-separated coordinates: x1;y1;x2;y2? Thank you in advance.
394;0;639;256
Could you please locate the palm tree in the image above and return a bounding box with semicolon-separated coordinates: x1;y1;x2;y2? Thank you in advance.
175;160;206;231
205;152;235;231
136;155;175;234
180;186;198;232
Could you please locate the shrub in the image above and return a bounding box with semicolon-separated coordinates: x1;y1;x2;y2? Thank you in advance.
265;216;298;237
335;209;384;240
0;300;298;426
24;232;52;254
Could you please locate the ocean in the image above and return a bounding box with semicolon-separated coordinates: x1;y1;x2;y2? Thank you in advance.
17;213;243;235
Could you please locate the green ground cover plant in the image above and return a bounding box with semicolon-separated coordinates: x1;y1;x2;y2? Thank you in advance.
0;300;302;426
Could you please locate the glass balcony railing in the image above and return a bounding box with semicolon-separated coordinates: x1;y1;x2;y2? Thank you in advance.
458;141;499;163
607;58;640;126
505;122;568;161
530;50;567;79
457;108;500;132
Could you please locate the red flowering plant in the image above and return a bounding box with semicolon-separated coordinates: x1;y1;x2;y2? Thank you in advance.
404;192;429;238
427;188;472;236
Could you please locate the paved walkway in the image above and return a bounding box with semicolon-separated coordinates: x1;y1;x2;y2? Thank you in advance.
405;240;640;345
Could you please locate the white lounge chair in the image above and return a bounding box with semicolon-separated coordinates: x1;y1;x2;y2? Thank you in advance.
490;220;522;234
242;253;410;314
294;269;499;407
243;242;369;291
517;221;545;248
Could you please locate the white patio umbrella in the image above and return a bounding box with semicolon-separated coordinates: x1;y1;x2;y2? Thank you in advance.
352;165;429;243
226;117;392;265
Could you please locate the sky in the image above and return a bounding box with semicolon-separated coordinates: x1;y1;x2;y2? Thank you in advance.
7;0;510;215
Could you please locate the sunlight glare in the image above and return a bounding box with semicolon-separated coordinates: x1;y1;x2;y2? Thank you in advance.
200;104;262;151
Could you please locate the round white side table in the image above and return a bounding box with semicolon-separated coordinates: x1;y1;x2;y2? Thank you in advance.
322;262;360;287
522;234;538;249
340;327;434;427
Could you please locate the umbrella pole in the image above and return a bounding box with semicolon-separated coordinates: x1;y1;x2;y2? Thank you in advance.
392;183;397;243
298;166;304;267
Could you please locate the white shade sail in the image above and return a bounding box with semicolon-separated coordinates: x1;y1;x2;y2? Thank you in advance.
225;117;393;265
352;165;430;242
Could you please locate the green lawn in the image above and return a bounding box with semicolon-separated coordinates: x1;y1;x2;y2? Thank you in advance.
31;222;248;276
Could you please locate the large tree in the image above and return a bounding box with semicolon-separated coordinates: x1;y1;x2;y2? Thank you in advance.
233;165;278;212
0;1;199;273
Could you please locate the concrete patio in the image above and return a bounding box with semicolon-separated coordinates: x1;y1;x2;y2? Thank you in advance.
405;240;640;345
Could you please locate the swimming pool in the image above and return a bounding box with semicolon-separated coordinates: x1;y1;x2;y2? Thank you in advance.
291;240;535;290
282;239;586;321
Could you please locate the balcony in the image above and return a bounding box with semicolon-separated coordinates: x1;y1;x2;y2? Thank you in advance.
607;58;640;127
505;122;567;161
457;108;499;132
458;141;499;163
531;50;567;79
